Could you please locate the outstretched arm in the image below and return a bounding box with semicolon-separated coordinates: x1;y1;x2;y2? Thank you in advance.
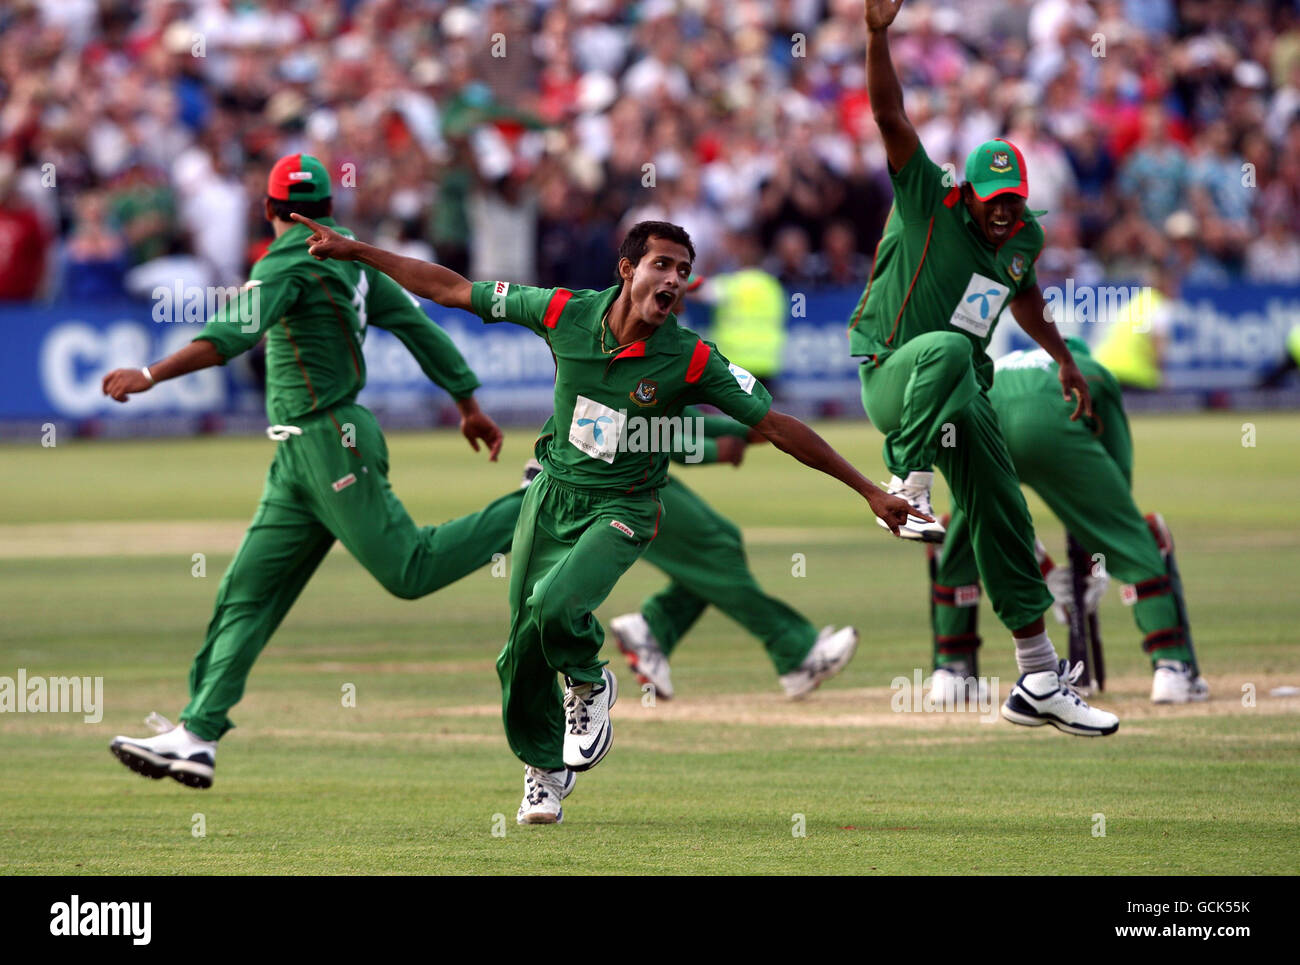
1009;284;1093;420
292;214;473;311
751;408;924;535
865;0;920;173
102;339;225;402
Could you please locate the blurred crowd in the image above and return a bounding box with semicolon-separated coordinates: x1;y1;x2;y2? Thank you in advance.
3;0;1300;304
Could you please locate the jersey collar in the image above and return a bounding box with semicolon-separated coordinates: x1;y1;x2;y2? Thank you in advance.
596;285;684;357
271;215;341;253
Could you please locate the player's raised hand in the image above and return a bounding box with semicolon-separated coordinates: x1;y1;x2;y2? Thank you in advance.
865;0;905;31
102;367;152;402
458;408;504;462
868;488;928;537
290;213;358;261
1058;360;1094;421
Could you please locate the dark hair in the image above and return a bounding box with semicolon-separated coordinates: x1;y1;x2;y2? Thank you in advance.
617;221;695;282
267;196;332;222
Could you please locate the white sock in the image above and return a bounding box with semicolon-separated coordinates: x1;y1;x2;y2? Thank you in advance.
1014;631;1058;675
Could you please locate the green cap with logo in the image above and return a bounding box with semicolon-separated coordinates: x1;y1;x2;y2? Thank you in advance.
267;153;332;202
964;138;1029;202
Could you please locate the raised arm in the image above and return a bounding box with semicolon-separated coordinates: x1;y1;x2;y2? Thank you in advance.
292;214;473;311
1009;284;1093;420
751;408;924;535
865;0;920;173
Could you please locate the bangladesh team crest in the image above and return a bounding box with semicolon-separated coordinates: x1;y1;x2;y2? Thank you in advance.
1007;253;1027;281
630;378;659;407
990;151;1012;173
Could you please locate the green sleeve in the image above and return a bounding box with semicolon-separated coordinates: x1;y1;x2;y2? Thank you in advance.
469;280;558;337
365;268;480;400
192;259;301;359
888;142;947;224
686;343;773;427
1089;370;1133;486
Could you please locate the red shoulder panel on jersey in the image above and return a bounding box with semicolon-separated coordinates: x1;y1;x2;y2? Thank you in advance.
543;288;573;329
943;186;961;208
685;338;711;383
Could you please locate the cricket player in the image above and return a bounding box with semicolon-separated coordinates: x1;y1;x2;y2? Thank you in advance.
852;0;1118;735
103;154;525;788
294;216;918;824
611;411;859;700
928;339;1208;704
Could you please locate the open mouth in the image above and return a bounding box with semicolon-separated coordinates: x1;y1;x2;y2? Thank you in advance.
989;217;1011;237
653;290;675;312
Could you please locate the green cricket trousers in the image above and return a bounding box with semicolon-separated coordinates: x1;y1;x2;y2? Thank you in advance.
639;477;816;675
933;402;1189;666
181;403;525;740
497;470;660;769
859;332;1052;632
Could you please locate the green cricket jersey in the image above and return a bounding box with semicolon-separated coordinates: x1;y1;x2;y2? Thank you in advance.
847;143;1046;389
469;281;772;492
194;218;481;424
991;344;1132;482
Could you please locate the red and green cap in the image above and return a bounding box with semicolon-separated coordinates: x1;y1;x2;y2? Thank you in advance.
964;138;1028;201
267;153;331;202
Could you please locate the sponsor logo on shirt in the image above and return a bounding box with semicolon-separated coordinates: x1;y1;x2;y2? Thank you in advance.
568;395;626;463
728;363;756;394
609;520;635;538
630;378;658;407
949;273;1010;338
493;281;510;298
332;473;357;492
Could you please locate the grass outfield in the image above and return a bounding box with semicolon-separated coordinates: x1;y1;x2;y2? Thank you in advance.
1;412;1298;875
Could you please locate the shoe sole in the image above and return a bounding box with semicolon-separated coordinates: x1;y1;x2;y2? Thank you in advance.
517;810;562;825
109;741;172;780
169;760;214;789
565;672;617;772
612;631;673;701
1001;703;1119;737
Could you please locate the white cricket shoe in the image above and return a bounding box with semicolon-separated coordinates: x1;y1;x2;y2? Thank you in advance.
927;662;987;706
562;667;618;771
1000;660;1119;736
516;765;576;825
110;715;217;788
610;612;674;701
875;472;945;542
1150;659;1210;704
780;626;859;699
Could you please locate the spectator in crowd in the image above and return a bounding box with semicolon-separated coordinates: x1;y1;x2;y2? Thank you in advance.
1118;104;1189;228
0;155;49;300
810;220;871;289
1246;210;1300;284
764;224;819;290
63;191;128;300
0;0;1295;304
